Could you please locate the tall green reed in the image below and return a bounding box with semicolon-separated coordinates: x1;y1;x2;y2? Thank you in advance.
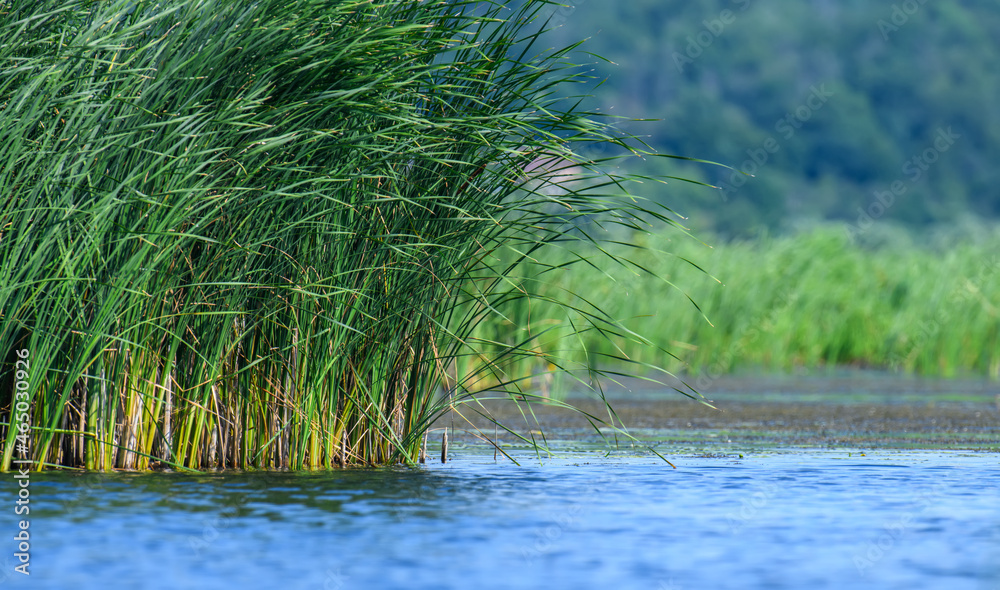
0;0;704;470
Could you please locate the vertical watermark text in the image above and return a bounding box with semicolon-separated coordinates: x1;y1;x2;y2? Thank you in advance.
11;347;32;576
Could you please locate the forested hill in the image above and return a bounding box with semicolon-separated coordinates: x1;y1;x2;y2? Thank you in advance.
539;0;1000;236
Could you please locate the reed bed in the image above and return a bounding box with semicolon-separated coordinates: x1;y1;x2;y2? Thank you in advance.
0;0;700;470
527;224;1000;384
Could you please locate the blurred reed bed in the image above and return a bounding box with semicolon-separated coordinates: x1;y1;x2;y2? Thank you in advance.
0;0;701;471
523;225;1000;383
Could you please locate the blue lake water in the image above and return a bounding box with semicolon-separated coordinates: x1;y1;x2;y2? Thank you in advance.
2;447;998;589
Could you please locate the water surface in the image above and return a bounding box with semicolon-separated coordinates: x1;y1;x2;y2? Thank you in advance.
2;372;998;589
1;448;997;589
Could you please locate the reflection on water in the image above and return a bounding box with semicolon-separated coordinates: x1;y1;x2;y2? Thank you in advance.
2;449;998;589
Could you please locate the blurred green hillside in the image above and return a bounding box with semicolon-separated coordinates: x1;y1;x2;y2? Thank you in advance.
540;0;1000;236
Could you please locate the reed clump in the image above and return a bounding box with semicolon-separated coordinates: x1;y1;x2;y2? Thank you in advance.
0;0;701;470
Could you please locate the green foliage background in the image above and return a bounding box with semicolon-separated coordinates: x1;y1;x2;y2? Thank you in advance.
541;0;1000;235
536;224;1000;383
